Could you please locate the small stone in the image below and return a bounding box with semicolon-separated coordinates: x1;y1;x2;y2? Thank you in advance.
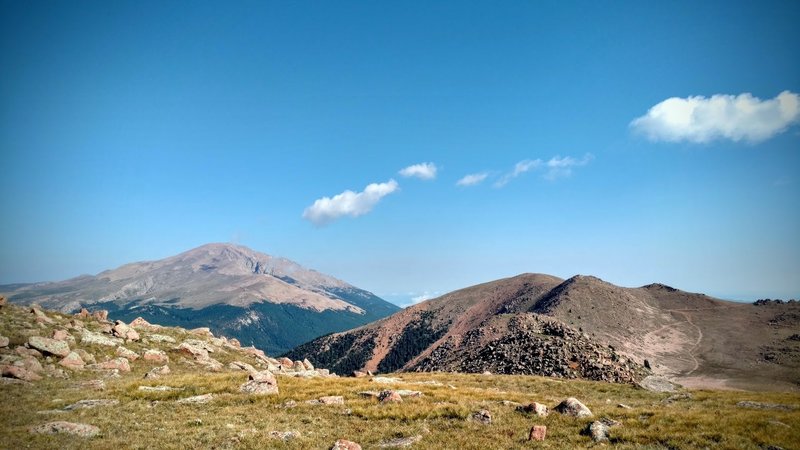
379;390;403;403
317;395;345;405
30;421;100;437
144;365;171;379
517;402;548;416
617;403;632;409
528;425;547;441
63;399;119;411
331;439;362;450
138;385;183;392
268;431;301;441
378;435;423;448
470;409;492;425
177;393;214;404
0;335;8;348
353;370;367;378
28;336;70;357
585;421;610;442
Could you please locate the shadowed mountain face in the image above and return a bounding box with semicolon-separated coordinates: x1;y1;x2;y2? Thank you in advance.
0;243;399;354
286;274;800;391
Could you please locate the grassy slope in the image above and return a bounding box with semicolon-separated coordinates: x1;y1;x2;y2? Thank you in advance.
1;308;799;449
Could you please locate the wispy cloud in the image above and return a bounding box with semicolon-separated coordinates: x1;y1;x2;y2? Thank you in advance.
399;162;437;180
302;179;399;226
630;91;800;143
543;154;594;180
494;159;542;187
456;172;489;187
492;154;593;187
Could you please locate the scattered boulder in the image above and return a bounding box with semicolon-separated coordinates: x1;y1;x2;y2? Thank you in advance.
76;309;91;319
0;335;8;348
584;421;610;442
74;349;96;364
30;421;100;438
30;306;55;324
268;431;301;441
80;329;119;347
331;439;362;450
228;361;256;372
278;357;294;368
129;317;153;329
2;365;42;382
59;352;86;371
240;370;279;395
16;346;42;358
148;334;176;344
143;349;169;364
228;338;241;348
92;310;109;321
138;385;183;392
307;396;345;405
63;399;119;411
470;409;492;425
292;360;306;371
353;371;367;378
177;393;214;404
0;296;6;309
394;389;423;398
618;403;632;409
529;425;547;441
116;346;140;361
372;376;402;384
144;365;171;379
638;375;678;393
76;379;106;390
28;336;70;357
736;401;797;411
90;358;131;373
378;435;423;448
188;327;213;337
379;390;403;403
14;356;43;373
52;329;71;341
554;397;592;418
517;402;548;416
178;342;209;360
112;321;140;341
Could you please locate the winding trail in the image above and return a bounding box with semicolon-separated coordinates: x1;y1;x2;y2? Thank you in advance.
665;309;705;375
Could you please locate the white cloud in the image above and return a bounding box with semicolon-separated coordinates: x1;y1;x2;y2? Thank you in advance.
399;162;437;180
544;153;594;180
630;91;800;143
494;159;542;187
402;291;439;307
302;179;399;226
456;172;489;187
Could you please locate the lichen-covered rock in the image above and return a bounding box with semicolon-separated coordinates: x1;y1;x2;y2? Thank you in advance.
148;334;176;344
59;352;85;371
470;409;492;425
240;370;279;395
143;349;169;363
554;397;592;418
2;365;42;381
378;390;403;403
176;393;214;404
28;336;70;357
90;358;130;373
116;346;140;361
80;329;119;347
51;329;71;341
585;421;610;442
517;402;549;416
63;399;119;411
112;321;140;341
331;439;361;450
0;335;9;348
144;365;171;379
30;421;100;437
529;425;547;441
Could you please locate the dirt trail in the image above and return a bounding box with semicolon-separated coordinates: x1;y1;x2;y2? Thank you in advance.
667;310;703;375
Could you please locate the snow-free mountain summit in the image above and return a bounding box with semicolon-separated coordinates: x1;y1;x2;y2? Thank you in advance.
0;243;399;354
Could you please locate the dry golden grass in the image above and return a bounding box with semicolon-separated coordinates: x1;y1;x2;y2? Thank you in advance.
1;305;799;449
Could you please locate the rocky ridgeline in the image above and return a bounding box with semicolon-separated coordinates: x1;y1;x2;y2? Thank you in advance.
0;297;341;438
415;314;646;383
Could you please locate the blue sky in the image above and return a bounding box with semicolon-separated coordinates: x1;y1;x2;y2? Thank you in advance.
1;1;798;306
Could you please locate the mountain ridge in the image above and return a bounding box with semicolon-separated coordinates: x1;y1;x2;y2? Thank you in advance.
1;243;399;354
